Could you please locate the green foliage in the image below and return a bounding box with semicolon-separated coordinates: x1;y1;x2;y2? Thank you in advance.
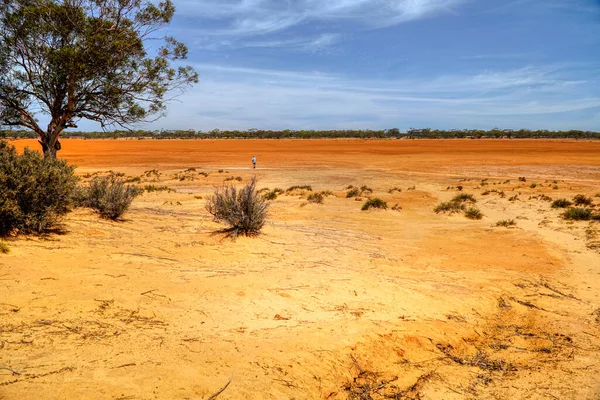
464;207;483;220
562;208;592;221
143;184;175;193
346;185;372;198
206;178;269;237
0;241;9;254
287;185;312;193
434;201;465;214
496;219;516;227
0;0;198;157
0;141;78;236
573;194;593;206
307;192;324;204
361;198;387;211
452;193;477;203
79;175;141;220
262;188;282;201
551;199;572;208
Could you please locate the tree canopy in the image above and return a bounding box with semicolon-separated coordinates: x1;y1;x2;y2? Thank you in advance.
0;0;198;157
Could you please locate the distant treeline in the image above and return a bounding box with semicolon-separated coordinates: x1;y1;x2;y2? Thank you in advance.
2;128;599;140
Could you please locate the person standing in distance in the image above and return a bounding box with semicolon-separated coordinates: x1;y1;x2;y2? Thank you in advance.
252;155;257;169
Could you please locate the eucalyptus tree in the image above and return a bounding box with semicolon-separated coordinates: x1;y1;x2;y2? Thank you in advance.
0;0;198;157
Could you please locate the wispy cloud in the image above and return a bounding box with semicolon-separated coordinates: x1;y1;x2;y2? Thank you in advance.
175;0;468;37
113;62;599;131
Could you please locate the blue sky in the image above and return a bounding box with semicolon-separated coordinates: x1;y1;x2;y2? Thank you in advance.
122;0;600;131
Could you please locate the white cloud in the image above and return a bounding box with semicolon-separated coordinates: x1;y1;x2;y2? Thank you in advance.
176;0;468;36
109;63;599;131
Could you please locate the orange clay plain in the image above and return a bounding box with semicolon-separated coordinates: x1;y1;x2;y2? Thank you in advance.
2;139;600;399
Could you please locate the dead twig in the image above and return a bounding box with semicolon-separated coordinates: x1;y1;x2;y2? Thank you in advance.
206;374;233;400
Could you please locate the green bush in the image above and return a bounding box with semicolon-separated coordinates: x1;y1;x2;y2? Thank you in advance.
347;185;372;198
307;192;324;204
496;219;516;227
206;177;269;237
573;194;593;206
287;185;312;193
434;201;465;214
562;208;592;221
452;193;476;203
551;198;572;208
361;198;387;211
79;175;141;220
0;141;78;236
464;207;483;220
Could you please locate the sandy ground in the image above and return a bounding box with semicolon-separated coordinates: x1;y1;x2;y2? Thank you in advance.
1;139;599;399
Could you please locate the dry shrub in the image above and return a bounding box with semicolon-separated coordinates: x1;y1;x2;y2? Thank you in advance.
78;175;141;220
307;192;325;204
206;177;269;236
0;141;78;236
362;198;387;211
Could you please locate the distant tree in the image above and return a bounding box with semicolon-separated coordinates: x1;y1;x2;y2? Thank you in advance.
0;0;198;157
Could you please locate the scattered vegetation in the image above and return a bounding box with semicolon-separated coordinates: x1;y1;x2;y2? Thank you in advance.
562;208;593;221
224;176;243;182
0;141;78;236
388;186;402;194
307;192;325;204
143;185;175;193
573;194;593;206
0;241;9;254
361;198;387;211
126;176;142;183
77;175;141;220
434;201;465;214
452;193;477;203
347;185;372;198
262;188;285;201
496;219;516;227
509;195;519;202
287;185;312;193
391;204;402;212
206;178;269;237
464;207;483;220
551;198;572;208
519;177;527;182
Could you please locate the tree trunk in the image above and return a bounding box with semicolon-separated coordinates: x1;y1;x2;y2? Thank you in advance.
39;130;61;159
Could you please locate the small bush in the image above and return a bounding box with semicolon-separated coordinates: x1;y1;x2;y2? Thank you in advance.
79;175;141;220
551;198;572;208
126;176;142;183
225;176;243;182
307;192;324;204
496;219;516;227
0;141;78;236
530;183;537;188
206;178;269;237
346;187;361;198
143;185;175;193
452;193;477;203
457;185;463;191
509;195;519;202
347;185;372;198
391;204;402;212
287;185;312;192
262;188;284;201
562;208;592;221
434;201;465;214
388;187;402;194
464;207;483;220
0;241;9;254
519;177;527;182
573;194;593;206
361;198;387;211
595;193;600;198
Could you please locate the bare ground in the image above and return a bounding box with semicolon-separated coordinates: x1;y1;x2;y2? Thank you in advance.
1;139;599;399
